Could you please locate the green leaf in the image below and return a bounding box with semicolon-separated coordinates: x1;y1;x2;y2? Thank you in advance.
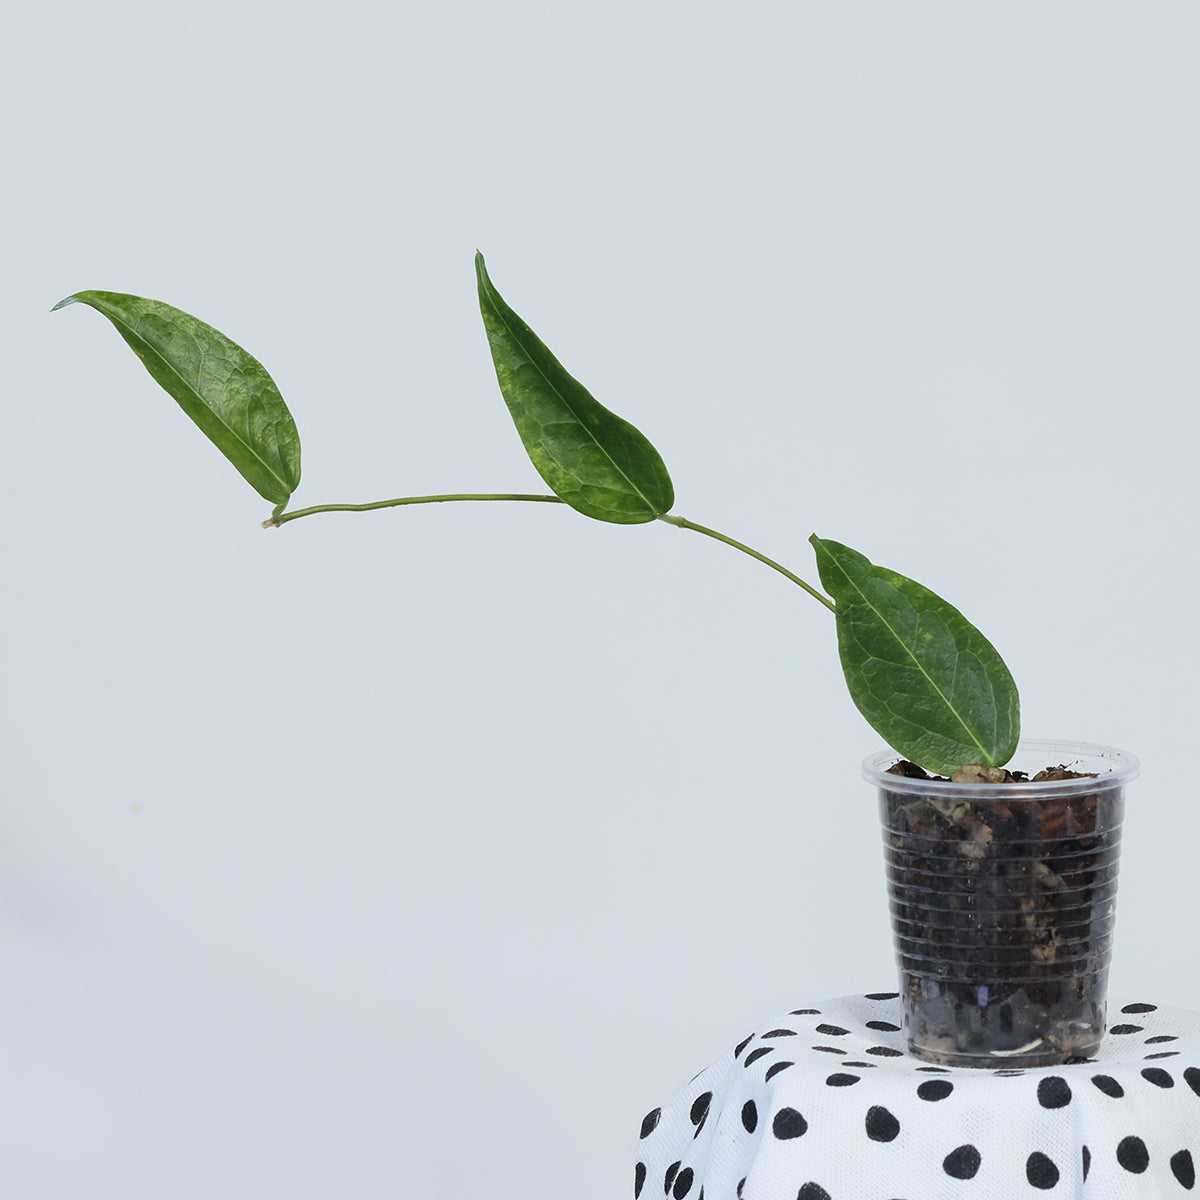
810;535;1020;774
475;253;674;524
53;291;301;506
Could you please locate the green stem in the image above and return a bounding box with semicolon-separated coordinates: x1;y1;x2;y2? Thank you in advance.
657;513;836;612
266;495;835;612
265;493;565;527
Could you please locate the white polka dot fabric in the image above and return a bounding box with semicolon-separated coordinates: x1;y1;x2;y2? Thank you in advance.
636;993;1200;1199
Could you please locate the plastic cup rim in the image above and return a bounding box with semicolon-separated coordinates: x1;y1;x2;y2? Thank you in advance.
863;739;1140;797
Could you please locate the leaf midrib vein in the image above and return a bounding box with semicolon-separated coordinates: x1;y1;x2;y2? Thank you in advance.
837;562;990;759
484;285;658;514
119;306;288;492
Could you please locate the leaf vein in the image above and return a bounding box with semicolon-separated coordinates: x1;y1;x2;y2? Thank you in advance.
481;281;659;515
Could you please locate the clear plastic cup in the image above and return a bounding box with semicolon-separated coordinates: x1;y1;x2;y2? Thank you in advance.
864;741;1138;1068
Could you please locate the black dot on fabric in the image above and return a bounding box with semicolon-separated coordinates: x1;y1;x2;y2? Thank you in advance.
1147;1035;1179;1043
773;1107;808;1140
918;1079;954;1101
1185;1067;1200;1096
1037;1077;1072;1108
943;1144;981;1180
697;1190;703;1200
742;1100;758;1133
635;1162;646;1199
866;1105;901;1142
1123;1002;1159;1013
826;1073;861;1087
690;1093;712;1135
737;1179;745;1199
1082;1146;1091;1181
765;1061;795;1081
865;1046;904;1057
744;1047;774;1067
1172;1150;1197;1189
763;1029;797;1038
811;1046;847;1055
816;1024;850;1036
1092;1074;1125;1098
1111;1024;1145;1035
1147;1052;1182;1059
673;1167;694;1199
640;1109;662;1139
1026;1151;1060;1190
734;1034;754;1058
917;1066;952;1074
994;1070;1026;1077
664;1161;681;1194
866;1020;902;1032
865;992;900;1000
841;1061;876;1068
796;1185;832;1200
1142;1067;1175;1088
1117;1136;1150;1174
790;1009;821;1015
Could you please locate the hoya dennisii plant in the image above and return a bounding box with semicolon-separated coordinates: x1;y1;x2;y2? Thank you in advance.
54;254;1019;777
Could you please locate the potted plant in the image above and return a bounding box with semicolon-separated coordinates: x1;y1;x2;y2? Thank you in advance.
53;254;1137;1067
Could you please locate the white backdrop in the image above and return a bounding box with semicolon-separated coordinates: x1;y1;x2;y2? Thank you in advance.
4;3;1199;1196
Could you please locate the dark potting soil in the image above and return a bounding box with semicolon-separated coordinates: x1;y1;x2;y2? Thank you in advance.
880;760;1122;1066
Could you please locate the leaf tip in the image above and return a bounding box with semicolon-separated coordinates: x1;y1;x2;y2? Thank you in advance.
51;294;81;312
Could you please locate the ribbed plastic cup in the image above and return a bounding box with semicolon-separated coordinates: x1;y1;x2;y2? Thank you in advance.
865;741;1138;1068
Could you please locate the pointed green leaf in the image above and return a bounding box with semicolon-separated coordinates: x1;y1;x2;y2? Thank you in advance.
810;535;1020;774
53;291;301;506
475;253;674;524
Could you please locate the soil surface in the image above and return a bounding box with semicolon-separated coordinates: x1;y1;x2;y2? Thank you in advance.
887;760;1095;783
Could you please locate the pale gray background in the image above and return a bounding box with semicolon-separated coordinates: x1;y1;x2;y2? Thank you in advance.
3;2;1198;1196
